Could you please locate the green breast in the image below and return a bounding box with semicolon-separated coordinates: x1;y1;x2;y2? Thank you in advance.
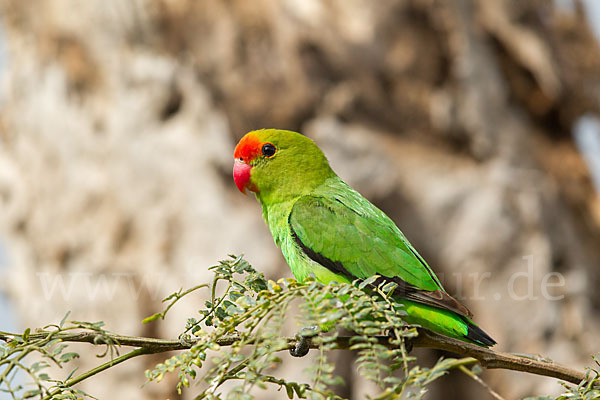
262;199;351;284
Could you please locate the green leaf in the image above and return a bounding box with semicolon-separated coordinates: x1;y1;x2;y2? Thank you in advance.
23;389;43;398
59;311;71;328
286;384;294;399
359;275;379;289
60;352;80;363
22;327;30;342
142;313;162;324
380;282;397;293
228;291;243;301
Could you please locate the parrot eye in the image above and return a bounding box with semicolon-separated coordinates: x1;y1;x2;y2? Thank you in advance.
262;143;277;158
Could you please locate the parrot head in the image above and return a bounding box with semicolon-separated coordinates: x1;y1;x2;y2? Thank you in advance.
233;129;335;203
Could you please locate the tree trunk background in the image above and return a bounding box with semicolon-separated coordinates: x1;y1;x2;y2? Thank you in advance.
0;1;599;399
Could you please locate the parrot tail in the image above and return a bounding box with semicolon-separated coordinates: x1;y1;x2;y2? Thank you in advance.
462;316;496;347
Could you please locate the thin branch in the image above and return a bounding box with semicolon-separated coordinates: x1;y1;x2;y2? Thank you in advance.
411;329;588;385
0;328;587;385
42;348;151;400
459;364;506;400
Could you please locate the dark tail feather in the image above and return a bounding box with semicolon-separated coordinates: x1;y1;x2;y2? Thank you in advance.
462;317;496;347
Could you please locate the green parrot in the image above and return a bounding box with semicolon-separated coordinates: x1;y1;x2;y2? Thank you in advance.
233;129;495;347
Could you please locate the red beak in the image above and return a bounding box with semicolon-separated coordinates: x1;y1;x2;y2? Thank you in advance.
233;159;252;194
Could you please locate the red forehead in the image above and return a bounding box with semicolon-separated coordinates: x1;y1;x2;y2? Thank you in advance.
234;132;262;162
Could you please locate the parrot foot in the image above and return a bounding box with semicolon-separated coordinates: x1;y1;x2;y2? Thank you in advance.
404;338;414;354
179;334;197;347
289;326;319;357
386;329;414;353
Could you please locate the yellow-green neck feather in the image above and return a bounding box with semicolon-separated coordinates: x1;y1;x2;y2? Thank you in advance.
249;129;337;206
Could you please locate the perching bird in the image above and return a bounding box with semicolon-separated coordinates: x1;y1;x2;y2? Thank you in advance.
233;129;495;347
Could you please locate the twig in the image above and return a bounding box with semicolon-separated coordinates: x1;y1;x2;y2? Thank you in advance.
458;365;506;400
0;328;587;385
42;348;151;400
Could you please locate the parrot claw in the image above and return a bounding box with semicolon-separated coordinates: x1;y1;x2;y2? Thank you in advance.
289;326;319;357
289;337;310;357
404;338;414;353
386;329;414;353
179;334;197;347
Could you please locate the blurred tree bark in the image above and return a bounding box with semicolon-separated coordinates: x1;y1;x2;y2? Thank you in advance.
0;0;599;399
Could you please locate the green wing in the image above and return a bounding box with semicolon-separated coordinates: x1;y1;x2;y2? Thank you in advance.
289;193;472;318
